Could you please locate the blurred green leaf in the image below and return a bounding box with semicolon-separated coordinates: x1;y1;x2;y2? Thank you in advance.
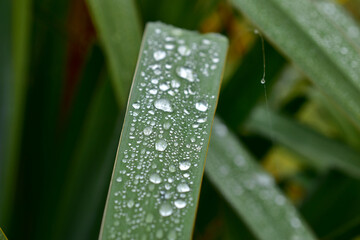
206;117;316;240
247;106;360;177
86;0;142;107
99;22;228;239
0;228;7;240
231;0;360;129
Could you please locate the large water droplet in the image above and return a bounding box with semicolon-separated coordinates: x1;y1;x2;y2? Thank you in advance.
143;127;153;136
149;173;162;184
195;100;208;112
176;67;194;82
179;161;191;171
159;203;173;217
132;102;140;109
153;50;166;61
177;183;190;193
155;139;168;151
260;78;265;84
174;199;187;209
154;99;173;112
178;45;191;56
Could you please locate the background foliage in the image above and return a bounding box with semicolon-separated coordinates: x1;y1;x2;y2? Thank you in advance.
1;0;360;239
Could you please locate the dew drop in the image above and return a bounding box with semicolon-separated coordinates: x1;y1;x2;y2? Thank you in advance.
145;213;154;223
176;67;195;82
197;117;207;123
177;183;190;193
153;50;166;61
116;177;122;182
171;79;180;88
178;45;191;56
156;230;163;239
159;203;173;217
149;89;158;95
167;230;177;240
169;165;176;172
165;44;175;50
163;122;171;130
195;100;209;112
159;83;170;91
143;127;153;136
127;200;134;208
179;161;191;171
174;199;187;209
261;78;265;84
155;139;168;151
149;173;162;184
154;99;173;112
132;102;140;109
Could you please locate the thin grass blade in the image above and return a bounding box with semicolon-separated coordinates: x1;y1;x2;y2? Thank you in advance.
247;106;360;178
206;117;316;240
99;22;228;239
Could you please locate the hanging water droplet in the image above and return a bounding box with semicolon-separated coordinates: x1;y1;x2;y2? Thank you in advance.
153;50;166;61
177;183;190;193
154;99;173;112
174;199;187;209
176;67;194;82
159;202;173;217
261;78;265;84
179;161;191;171
143;126;153;136
155;139;168;151
132;102;140;109
171;79;180;88
178;45;191;56
159;83;170;91
149;173;162;184
195;100;208;112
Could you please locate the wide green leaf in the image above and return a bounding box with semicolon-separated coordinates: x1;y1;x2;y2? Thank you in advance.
247;106;360;178
231;0;360;129
206;117;316;240
99;22;228;239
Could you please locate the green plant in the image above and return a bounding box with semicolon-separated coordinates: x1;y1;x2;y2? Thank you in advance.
1;0;360;239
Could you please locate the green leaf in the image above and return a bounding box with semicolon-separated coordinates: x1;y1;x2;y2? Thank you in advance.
246;106;360;178
99;22;228;239
231;0;360;129
206;117;316;240
0;228;8;240
86;0;142;107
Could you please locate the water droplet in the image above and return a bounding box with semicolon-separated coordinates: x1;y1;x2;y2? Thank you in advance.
143;127;153;136
163;122;171;130
167;230;177;240
178;45;191;56
169;165;176;172
149;89;158;95
116;177;122;182
171;79;180;88
149;173;162;184
195;100;208;112
154;99;173;112
159;83;170;91
156;230;163;239
165;44;175;50
145;213;154;223
132;102;140;109
179;161;191;171
261;78;265;84
202;39;211;45
197;117;207;123
155;139;168;151
159;202;173;217
153;50;166;61
174;199;187;209
127;200;134;208
177;183;190;193
176;67;195;82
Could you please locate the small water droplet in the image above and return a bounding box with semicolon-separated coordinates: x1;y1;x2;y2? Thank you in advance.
163;122;171;130
197;117;207;123
159;202;173;217
261;78;265;84
116;177;122;182
159;83;170;91
174;199;187;209
143;127;153;136
169;165;176;172
176;67;195;82
171;79;180;88
127;200;134;208
195;100;208;112
178;45;191;56
145;213;154;223
132;102;140;109
177;183;190;193
154;99;173;112
155;139;168;151
153;50;166;61
179;161;191;171
165;44;175;50
149;173;162;184
167;230;177;240
149;89;158;95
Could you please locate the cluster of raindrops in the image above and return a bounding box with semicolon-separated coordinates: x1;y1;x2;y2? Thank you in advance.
105;23;225;240
207;119;315;240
